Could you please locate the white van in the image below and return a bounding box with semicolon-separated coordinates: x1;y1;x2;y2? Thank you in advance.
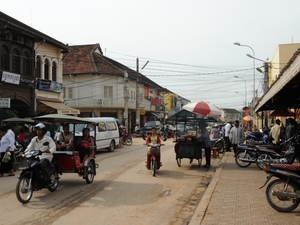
55;117;120;152
85;117;120;152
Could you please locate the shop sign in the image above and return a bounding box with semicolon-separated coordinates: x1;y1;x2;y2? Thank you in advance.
0;98;10;108
1;71;20;85
36;79;63;93
140;109;146;115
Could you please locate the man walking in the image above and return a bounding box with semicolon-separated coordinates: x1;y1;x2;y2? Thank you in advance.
229;120;245;155
224;121;232;152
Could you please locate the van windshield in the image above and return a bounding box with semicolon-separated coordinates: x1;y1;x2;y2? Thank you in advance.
144;121;157;127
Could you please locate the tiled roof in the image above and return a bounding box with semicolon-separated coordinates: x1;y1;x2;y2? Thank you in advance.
63;44;165;90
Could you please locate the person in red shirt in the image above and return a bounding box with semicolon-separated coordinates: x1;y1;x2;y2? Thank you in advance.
145;127;162;169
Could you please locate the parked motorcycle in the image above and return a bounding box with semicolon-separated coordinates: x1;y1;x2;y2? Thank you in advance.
211;133;225;153
256;132;300;169
260;163;300;212
123;132;133;146
16;142;59;204
245;130;270;145
236;132;300;170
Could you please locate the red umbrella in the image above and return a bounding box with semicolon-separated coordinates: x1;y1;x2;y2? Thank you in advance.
182;101;222;117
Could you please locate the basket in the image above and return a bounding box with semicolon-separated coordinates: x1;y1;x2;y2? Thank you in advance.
149;148;160;156
81;142;90;149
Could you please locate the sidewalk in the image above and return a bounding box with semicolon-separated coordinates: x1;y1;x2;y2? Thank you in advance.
189;151;300;225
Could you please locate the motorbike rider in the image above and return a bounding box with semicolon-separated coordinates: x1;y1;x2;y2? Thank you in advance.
24;123;56;186
145;127;162;168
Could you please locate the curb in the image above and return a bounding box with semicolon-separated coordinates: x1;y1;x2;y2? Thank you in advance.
189;152;229;225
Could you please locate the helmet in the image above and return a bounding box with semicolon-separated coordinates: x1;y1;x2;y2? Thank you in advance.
35;123;47;135
35;123;46;129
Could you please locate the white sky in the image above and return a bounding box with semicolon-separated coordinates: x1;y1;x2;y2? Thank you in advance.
2;0;300;110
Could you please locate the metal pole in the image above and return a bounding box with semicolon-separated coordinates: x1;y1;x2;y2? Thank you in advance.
124;70;129;133
136;58;140;127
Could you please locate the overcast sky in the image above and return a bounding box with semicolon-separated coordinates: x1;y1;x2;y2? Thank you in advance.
2;0;300;110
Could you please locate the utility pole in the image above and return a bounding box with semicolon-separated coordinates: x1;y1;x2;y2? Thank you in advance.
136;58;140;127
124;70;129;133
135;58;149;128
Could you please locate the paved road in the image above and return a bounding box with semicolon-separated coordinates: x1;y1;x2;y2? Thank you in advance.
1;137;221;225
189;151;300;225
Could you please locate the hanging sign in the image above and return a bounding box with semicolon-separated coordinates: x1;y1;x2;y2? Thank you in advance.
0;98;10;108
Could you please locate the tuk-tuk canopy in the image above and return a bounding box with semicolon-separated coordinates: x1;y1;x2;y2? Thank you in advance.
34;114;97;124
167;109;218;123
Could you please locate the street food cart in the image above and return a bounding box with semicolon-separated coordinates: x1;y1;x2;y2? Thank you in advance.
168;109;217;167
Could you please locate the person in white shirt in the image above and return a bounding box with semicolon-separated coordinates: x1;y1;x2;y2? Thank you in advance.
0;126;15;176
6;124;16;151
224;121;232;152
229;120;245;154
134;124;139;133
25;123;56;185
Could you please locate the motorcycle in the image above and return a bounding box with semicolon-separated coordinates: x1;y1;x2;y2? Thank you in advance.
16;142;59;204
123;131;133;146
236;132;300;170
211;133;225;153
256;132;300;169
245;130;270;145
145;143;164;176
260;163;300;212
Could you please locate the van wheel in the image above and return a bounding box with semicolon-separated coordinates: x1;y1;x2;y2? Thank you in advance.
107;141;115;152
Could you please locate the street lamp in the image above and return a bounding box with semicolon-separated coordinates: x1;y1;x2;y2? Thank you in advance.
234;75;247;107
234;42;256;104
235;91;245;108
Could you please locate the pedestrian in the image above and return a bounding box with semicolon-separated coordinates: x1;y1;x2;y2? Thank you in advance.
224;121;232;152
0;126;15;176
211;124;220;139
199;119;212;168
286;118;297;139
118;123;123;148
269;119;282;145
134;124;139;133
5;124;16;151
229;120;245;155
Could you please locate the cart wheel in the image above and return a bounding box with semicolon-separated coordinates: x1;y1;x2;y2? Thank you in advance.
85;162;95;184
198;158;202;167
176;158;181;167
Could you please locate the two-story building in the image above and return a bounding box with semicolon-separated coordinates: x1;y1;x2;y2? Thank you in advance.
0;11;78;118
62;43;165;130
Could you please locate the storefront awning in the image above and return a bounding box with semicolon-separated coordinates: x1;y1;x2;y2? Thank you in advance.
39;101;80;115
255;49;300;112
151;112;161;118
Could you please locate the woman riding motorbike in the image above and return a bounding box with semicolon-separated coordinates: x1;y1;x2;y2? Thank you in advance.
145;127;162;168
